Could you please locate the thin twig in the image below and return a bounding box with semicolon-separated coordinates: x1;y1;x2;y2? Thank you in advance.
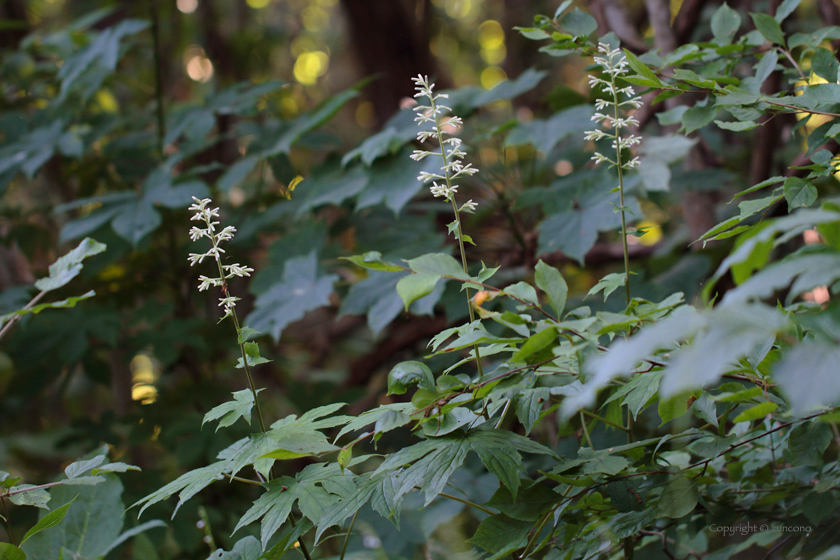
2;497;15;546
0;289;47;342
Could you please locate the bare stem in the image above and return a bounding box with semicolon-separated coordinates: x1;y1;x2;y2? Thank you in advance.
609;71;631;307
339;509;359;560
0;289;47;342
2;497;15;546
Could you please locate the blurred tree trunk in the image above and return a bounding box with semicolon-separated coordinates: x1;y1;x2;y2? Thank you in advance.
0;0;28;49
340;0;444;126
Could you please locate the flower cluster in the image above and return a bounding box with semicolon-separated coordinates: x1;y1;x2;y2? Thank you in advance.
409;75;478;207
584;43;644;170
188;197;254;319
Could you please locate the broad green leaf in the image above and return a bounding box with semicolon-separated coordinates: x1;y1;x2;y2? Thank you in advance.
754;49;778;85
715;120;758;131
65;455;105;479
341;251;405;272
374;410;411;434
110;200;161;245
504;105;594;154
387;361;435;395
534;259;568;317
246;252;339;341
503;281;539;306
682;99;718;134
606;478;645;512
237;326;261;344
775;0;801;21
396;272;441;311
205;536;262;560
732;401;778;423
334;403;415;441
560;9;597;37
511;327;557;363
784;177;817;209
9;486;50;509
34;238;106;292
811;47;839;83
658;392;694;426
587;272;626;302
514;388;550;435
466;514;531;558
203;389;263;431
20;498;76;545
711;3;741;45
788;422;832;467
750;13;785;45
579;448;628;476
487;480;556;521
690;393;719;427
803;491;836;525
0;544;25;560
624;50;663;86
22;476;124;560
604;369;663;420
235;342;271;369
405;253;468;280
657;476;698;518
776;342;840;413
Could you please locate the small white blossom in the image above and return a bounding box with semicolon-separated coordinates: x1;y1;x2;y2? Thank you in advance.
460;200;478;213
585;43;646;171
198;275;222;292
215;226;237;242
224;263;254;278
219;296;240;318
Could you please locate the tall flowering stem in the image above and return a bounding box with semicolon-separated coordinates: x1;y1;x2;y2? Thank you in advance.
411;75;484;378
188;197;266;434
585;43;644;307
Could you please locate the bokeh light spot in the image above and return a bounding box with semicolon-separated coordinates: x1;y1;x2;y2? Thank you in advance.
302;6;329;32
246;0;271;8
444;0;471;19
177;0;198;13
478;20;505;49
480;66;507;90
294;51;329;85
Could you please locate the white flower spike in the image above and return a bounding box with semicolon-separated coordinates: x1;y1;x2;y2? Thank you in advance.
187;196;252;320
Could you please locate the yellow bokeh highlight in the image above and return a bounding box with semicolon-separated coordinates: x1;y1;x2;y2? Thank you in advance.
636;220;663;246
246;0;271;8
130;353;158;405
481;66;507;90
293;51;329;85
481;44;506;65
302;6;329;32
444;0;471;19
95;90;119;113
478;20;505;49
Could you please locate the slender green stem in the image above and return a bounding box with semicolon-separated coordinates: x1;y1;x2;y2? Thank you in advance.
206;219;267;435
610;74;631;308
2;496;15;546
288;514;314;560
223;473;262;485
414;486;496;515
339;509;359;560
494;399;511;429
580;411;595;449
580;409;629;432
519;506;553;559
0;289;47;342
428;94;484;379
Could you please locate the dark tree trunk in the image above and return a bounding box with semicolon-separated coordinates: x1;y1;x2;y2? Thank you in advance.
340;0;443;126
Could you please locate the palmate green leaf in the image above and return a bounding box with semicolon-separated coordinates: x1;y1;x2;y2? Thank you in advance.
503;105;594;154
334;403;415;441
657;476;698;518
133;461;228;518
579;448;628;476
0;544;24;560
511;327;557;363
203;389;263;431
467;514;531;559
234;463;356;550
487;479;556;521
246;252;339;341
33;238;105;292
690;392;719;427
